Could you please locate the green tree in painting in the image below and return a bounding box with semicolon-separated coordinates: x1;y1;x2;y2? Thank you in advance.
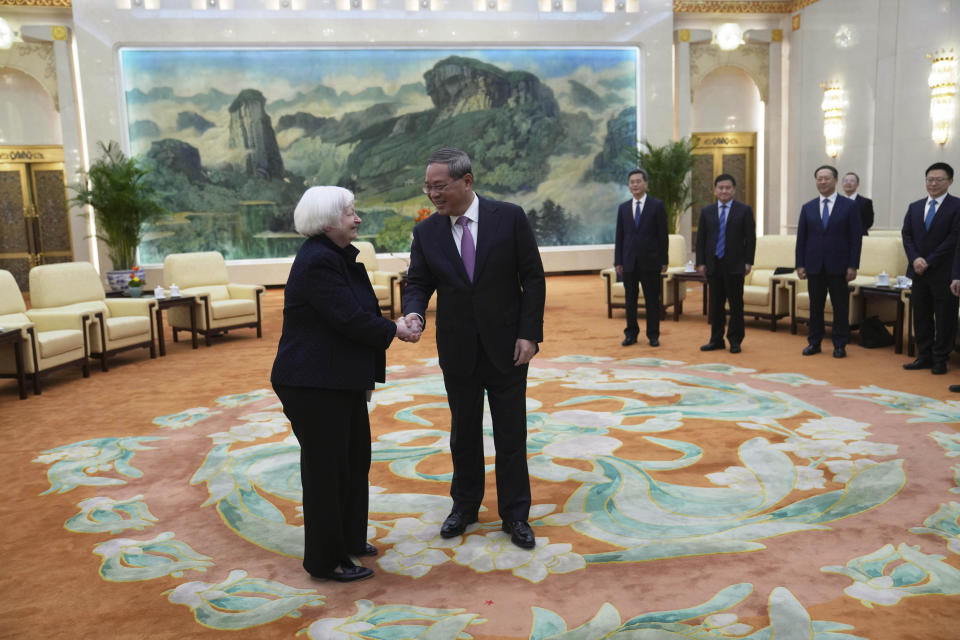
375;215;416;252
633;137;696;234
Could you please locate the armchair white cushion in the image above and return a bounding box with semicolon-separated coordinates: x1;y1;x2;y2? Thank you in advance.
27;262;155;372
162;251;265;346
743;235;795;331
602;234;688;318
0;270;90;394
355;241;399;319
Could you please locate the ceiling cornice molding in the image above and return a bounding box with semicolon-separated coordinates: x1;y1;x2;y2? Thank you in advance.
674;0;819;13
0;0;72;7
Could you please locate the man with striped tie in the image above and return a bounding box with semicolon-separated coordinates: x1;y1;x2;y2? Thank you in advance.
695;174;756;354
903;162;960;376
795;165;862;358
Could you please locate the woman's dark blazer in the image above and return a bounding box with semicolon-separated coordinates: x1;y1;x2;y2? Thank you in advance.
271;234;397;390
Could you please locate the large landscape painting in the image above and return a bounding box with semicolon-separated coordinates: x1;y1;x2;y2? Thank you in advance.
119;48;640;261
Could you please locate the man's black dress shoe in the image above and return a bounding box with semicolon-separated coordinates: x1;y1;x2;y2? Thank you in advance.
903;358;933;370
501;520;536;549
932;362;948;375
700;342;725;351
353;543;377;557
949;385;960;393
802;344;821;356
649;338;660;347
312;560;374;582
729;345;741;354
440;511;477;538
622;335;637;346
833;346;846;358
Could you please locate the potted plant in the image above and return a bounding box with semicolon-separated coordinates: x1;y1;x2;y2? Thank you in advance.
633;137;697;233
127;269;145;298
72;141;166;292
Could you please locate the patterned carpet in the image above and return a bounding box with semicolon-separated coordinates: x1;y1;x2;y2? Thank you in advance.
2;275;959;639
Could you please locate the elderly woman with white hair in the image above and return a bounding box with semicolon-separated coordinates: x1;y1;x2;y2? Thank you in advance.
271;186;418;582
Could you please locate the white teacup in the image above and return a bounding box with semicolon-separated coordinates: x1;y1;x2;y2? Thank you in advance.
154;285;165;299
876;273;890;286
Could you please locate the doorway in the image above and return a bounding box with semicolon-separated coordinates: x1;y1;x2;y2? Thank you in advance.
0;146;75;290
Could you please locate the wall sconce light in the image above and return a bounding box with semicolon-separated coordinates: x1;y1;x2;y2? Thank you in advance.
713;23;744;51
0;17;16;49
928;49;957;145
820;82;846;158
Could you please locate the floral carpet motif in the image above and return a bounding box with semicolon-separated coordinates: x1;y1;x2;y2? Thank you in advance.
30;356;960;638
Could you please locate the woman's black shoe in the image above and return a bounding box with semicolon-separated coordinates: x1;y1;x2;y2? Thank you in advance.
312;560;374;582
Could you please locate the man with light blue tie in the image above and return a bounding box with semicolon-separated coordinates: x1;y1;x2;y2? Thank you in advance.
903;162;960;376
795;165;862;358
695;174;756;353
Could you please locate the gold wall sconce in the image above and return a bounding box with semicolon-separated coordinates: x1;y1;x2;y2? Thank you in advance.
820;82;846;159
928;49;957;145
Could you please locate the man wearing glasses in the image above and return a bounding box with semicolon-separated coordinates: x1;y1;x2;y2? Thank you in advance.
401;148;546;550
903;162;959;376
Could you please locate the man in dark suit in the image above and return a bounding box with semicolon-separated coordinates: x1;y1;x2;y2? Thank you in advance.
695;173;756;353
903;162;960;376
841;171;875;235
795;165;862;358
401;148;545;549
614;168;668;347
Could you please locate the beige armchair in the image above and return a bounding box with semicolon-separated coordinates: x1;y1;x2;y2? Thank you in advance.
28;262;156;372
742;235;796;331
162;251;265;346
789;236;907;334
0;270;91;395
602;234;689;318
355;241;400;319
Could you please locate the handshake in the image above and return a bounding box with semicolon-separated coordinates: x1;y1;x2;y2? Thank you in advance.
395;313;423;343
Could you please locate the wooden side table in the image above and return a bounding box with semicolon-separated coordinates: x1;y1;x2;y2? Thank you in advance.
0;328;27;399
153;295;198;356
855;284;907;354
669;271;709;322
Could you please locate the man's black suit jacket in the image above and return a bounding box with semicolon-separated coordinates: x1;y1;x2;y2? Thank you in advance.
271;234;396;390
903;193;960;281
855;195;875;235
614;196;668;272
796;194;862;275
402;195;546;377
695;200;756;275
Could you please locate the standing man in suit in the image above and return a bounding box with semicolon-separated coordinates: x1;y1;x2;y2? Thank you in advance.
614;168;668;347
841;172;875;235
795;165;862;358
903;162;960;375
401;148;546;550
695;174;756;354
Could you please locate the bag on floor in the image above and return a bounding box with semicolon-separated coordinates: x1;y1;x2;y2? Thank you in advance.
859;315;895;348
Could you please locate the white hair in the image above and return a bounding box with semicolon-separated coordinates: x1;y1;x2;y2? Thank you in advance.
294;186;355;237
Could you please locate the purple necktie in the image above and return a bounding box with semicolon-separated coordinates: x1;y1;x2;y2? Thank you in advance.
458;216;475;281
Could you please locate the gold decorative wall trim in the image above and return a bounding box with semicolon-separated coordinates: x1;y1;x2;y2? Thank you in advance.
0;0;71;6
675;0;819;13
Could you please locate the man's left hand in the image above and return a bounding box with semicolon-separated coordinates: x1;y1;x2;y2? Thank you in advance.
514;338;537;366
846;268;857;282
745;264;752;275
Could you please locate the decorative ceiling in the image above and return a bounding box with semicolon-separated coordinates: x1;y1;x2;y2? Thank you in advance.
0;0;821;10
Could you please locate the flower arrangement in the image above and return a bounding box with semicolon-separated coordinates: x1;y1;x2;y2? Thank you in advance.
128;268;144;289
415;207;431;223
